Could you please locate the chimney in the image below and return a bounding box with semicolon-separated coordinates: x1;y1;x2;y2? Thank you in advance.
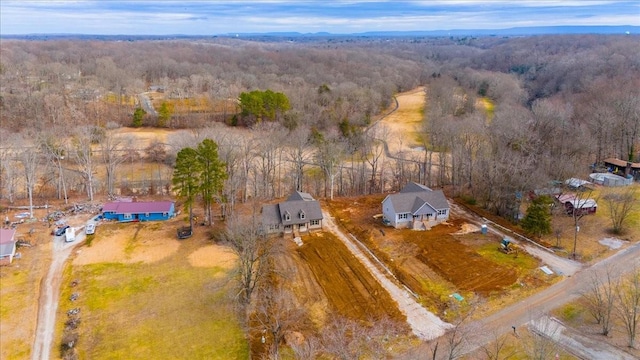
625;162;632;178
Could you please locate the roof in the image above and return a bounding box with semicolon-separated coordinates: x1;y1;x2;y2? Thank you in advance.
568;198;597;209
565;178;591;188
261;191;323;226
603;158;640;169
102;201;173;214
384;182;449;214
0;228;16;244
0;228;16;257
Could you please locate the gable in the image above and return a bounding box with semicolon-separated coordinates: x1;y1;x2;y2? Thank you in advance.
386;185;449;215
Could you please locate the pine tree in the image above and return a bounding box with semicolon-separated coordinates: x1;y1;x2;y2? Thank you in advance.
520;195;553;238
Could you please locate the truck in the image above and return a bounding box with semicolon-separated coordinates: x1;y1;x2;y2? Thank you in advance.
65;227;76;243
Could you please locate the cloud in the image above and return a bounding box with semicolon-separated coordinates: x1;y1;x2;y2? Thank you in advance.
1;0;638;35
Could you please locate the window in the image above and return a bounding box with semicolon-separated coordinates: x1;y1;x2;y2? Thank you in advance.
310;219;320;226
284;211;291;221
300;211;305;220
398;213;409;220
124;213;132;219
437;209;447;215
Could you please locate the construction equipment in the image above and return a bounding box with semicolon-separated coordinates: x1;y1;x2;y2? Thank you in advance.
500;238;519;256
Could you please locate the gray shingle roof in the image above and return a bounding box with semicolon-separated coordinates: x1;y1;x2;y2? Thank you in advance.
261;191;323;226
386;182;449;214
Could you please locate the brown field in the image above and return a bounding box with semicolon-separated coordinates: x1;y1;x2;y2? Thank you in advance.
324;195;551;315
296;232;405;322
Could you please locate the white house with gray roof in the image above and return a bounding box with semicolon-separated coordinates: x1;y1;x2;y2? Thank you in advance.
382;182;450;229
261;191;323;234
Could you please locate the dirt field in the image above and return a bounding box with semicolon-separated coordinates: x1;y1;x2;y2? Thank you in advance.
325;195;551;316
296;231;405;322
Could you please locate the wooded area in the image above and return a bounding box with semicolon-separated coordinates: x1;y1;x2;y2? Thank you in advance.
0;35;639;218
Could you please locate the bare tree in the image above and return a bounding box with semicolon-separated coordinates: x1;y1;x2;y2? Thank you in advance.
318;315;403;360
427;301;478;360
70;126;98;201
315;136;345;200
569;189;594;260
253;287;308;360
219;214;275;306
582;266;616;336
0;140;19;203
38;130;69;203
100;131;127;196
479;331;517;360
18;138;41;218
524;315;561;360
603;187;638;235
286;126;312;192
615;267;640;349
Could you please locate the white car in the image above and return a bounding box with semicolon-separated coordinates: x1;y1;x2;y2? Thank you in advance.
85;223;95;235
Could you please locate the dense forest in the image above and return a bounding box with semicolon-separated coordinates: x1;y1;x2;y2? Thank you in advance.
0;35;639;217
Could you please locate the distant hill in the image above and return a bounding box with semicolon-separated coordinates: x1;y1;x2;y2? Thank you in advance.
2;26;638;41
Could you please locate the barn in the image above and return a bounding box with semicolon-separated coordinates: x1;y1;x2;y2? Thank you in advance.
102;201;175;222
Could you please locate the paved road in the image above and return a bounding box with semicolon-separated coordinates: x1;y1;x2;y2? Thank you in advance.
322;210;452;340
464;241;640;357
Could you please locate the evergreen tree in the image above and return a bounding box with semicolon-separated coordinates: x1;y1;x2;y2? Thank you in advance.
132;107;146;127
521;195;553;238
196;139;227;225
172;147;201;228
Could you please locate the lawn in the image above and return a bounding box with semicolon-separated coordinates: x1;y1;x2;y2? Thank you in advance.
0;231;50;360
56;221;248;360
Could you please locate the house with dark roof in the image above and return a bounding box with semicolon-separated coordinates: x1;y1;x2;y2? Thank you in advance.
102;201;175;222
0;228;17;264
261;191;323;234
382;182;450;229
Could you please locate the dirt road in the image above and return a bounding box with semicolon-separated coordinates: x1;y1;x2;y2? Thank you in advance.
321;210;451;340
31;227;87;360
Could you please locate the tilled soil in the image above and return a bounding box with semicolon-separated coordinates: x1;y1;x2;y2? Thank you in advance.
327;195;519;307
296;232;405;323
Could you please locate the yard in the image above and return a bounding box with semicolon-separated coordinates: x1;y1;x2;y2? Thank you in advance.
55;216;248;359
325;195;558;317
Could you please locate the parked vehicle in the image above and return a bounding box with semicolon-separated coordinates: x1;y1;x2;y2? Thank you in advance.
85;223;95;235
54;225;70;237
65;227;75;243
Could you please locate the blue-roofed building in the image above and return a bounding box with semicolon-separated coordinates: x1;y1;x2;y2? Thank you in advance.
102;201;175;222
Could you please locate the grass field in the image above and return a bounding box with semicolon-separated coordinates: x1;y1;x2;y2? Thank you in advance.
0;231;50;360
56;221;248;359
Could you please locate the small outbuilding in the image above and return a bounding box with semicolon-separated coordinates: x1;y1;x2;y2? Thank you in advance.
382;182;450;229
0;228;17;264
102;201;175;222
556;194;597;216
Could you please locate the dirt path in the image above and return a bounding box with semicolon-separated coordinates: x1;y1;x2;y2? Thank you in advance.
321;210;451;340
31;228;87;360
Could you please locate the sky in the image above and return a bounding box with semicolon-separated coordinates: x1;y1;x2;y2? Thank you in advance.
1;1;639;35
